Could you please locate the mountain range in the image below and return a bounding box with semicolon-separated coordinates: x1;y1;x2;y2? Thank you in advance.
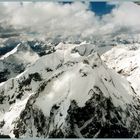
0;38;140;138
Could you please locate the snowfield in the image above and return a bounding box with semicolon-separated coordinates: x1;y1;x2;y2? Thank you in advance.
102;43;140;95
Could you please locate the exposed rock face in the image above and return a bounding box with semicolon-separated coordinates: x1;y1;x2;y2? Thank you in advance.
0;43;140;138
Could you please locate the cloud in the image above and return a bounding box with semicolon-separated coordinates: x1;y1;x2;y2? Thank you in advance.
0;4;10;22
1;2;100;38
112;2;140;27
0;1;140;39
101;2;140;34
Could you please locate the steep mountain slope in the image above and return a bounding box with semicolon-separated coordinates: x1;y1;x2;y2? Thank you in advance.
0;43;140;138
0;37;21;57
102;43;140;95
0;42;39;83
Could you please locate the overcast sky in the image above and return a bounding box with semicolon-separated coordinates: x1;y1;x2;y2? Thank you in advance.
0;2;140;38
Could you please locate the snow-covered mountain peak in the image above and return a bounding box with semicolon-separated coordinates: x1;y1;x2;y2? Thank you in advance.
1;43;140;138
0;42;39;83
